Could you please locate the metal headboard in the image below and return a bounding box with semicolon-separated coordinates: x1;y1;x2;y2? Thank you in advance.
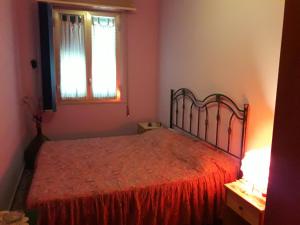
170;88;249;160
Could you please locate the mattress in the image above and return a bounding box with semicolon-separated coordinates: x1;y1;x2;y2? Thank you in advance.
27;128;239;225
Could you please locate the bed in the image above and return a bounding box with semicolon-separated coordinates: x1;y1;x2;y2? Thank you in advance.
26;88;249;225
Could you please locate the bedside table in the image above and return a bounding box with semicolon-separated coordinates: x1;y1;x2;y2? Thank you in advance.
224;180;266;225
137;122;162;134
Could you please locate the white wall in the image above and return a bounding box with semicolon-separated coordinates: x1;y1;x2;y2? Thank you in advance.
159;0;285;151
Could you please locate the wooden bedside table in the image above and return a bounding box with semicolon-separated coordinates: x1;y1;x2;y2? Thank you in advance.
137;122;162;134
224;180;266;225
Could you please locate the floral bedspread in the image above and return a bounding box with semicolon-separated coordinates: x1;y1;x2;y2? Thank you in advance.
27;128;239;225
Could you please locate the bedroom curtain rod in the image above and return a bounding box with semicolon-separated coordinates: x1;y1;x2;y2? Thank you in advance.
61;14;83;23
36;0;136;12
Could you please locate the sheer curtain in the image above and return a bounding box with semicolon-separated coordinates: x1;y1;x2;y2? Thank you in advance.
92;16;117;99
60;15;87;100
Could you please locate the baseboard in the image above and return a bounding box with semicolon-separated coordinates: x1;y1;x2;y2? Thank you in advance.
8;164;25;210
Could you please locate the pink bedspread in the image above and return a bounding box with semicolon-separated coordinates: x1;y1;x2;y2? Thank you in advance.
27;128;239;225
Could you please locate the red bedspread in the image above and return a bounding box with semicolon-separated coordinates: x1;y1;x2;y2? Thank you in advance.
27;128;239;225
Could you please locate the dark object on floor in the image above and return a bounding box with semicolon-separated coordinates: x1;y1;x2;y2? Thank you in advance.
25;210;38;225
24;134;48;170
11;170;33;210
24;116;49;170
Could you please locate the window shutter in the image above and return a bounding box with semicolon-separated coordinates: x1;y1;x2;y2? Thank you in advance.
38;2;57;111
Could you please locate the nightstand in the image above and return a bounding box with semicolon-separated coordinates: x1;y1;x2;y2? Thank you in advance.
224;180;266;225
137;122;162;134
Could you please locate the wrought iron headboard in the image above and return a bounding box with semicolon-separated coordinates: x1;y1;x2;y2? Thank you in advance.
170;88;249;160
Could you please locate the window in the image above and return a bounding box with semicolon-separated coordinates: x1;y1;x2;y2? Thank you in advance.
53;9;123;103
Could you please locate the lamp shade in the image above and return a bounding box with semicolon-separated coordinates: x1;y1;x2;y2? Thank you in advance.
241;147;271;194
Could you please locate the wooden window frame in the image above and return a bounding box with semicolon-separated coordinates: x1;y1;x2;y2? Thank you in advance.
53;8;125;105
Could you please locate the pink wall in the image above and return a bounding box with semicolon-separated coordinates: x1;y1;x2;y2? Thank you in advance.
9;0;159;141
0;0;32;209
158;0;284;152
42;0;159;139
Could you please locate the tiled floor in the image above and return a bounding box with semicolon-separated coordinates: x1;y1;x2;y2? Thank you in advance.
11;169;33;210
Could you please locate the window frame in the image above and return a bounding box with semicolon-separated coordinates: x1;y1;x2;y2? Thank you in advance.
52;8;124;105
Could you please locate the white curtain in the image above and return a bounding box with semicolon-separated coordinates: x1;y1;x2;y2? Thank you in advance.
92;16;117;99
60;15;87;99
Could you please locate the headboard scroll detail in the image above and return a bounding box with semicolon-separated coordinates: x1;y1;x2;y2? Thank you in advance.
170;88;249;160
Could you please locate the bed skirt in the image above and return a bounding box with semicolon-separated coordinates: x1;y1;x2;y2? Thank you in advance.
28;172;234;225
